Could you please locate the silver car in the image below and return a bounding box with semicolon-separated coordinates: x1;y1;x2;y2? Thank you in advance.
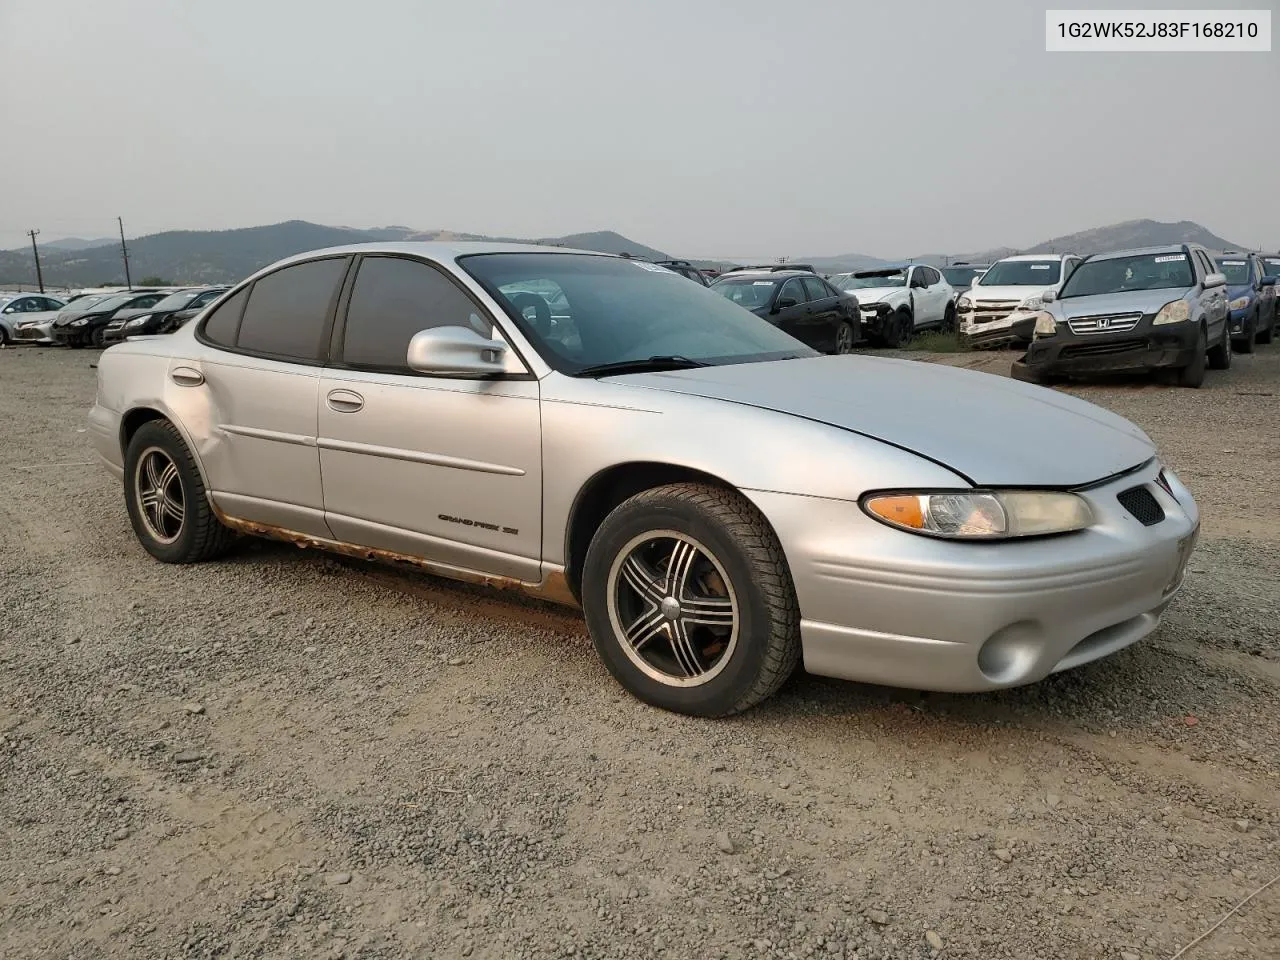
89;243;1200;716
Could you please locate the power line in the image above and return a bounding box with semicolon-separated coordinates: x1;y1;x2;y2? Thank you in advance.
27;230;45;293
117;216;132;289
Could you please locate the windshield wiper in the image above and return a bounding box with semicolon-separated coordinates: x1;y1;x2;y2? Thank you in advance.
572;355;710;378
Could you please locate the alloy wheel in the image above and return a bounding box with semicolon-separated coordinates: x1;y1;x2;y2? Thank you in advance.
606;531;739;687
134;447;185;544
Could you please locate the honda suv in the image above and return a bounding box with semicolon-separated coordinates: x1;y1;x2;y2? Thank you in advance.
1012;244;1232;388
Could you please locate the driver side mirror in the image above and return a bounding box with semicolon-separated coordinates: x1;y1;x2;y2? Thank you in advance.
773;297;798;312
1261;276;1277;287
1204;272;1227;289
1041;289;1057;304
1;306;13;314
406;326;509;377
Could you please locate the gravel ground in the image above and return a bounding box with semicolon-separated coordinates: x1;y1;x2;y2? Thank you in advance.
1;345;1277;960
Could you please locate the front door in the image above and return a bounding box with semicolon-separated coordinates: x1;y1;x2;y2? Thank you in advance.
316;254;543;583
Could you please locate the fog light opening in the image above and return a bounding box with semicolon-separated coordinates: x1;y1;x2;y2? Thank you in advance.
977;622;1044;685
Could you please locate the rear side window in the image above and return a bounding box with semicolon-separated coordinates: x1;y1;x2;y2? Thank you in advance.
341;256;491;372
236;257;348;361
801;277;828;301
201;287;248;347
778;277;808;304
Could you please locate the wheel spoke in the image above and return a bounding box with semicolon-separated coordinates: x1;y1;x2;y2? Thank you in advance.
619;554;665;605
679;595;735;627
624;606;668;652
144;455;163;492
663;540;699;599
668;620;703;677
161;493;184;524
157;460;179;494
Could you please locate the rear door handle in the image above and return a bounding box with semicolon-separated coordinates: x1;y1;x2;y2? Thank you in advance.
326;389;364;413
170;366;204;387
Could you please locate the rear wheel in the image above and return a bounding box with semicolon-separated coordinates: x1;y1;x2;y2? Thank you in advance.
1258;308;1275;344
124;420;238;563
834;321;856;354
581;483;801;717
1176;325;1208;387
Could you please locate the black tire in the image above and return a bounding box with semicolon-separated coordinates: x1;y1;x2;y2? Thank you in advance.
1257;309;1275;345
883;309;913;348
90;326;107;348
834;321;856;354
1233;312;1256;354
1207;322;1232;370
940;303;956;333
581;482;801;717
1176;325;1207;387
0;327;9;346
124;420;237;563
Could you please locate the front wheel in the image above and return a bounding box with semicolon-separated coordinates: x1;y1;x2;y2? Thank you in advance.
1176;325;1208;387
940;303;956;333
90;326;107;348
124;420;238;563
1233;313;1257;354
581;483;800;717
883;309;913;348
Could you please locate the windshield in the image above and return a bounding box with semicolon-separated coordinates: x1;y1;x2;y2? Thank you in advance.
834;270;907;290
941;266;984;288
460;253;816;374
1059;254;1195;298
63;294;109;312
151;290;203;311
978;260;1061;286
1216;259;1250;285
1262;258;1280;279
709;277;778;309
88;295;131;313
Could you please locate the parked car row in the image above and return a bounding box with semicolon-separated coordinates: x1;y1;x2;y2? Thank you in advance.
1012;244;1278;388
7;285;228;347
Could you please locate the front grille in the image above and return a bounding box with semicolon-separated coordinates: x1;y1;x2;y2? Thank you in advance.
14;328;42;339
1059;338;1147;359
1067;313;1143;336
971;300;1020;324
1117;486;1164;526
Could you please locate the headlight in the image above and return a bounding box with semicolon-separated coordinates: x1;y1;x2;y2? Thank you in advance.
1032;311;1057;337
1228;296;1250;311
862;490;1094;540
1152;300;1191;325
957;295;972;311
71;318;89;327
125;314;152;328
1019;296;1043;312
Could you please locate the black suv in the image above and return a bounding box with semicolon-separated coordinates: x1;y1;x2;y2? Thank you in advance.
709;266;860;354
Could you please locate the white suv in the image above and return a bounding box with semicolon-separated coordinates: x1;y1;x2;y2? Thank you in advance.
830;263;955;347
958;254;1082;348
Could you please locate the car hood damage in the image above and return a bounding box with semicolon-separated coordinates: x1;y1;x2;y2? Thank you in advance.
617;355;1155;487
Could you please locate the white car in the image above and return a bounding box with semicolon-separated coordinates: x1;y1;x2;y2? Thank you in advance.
830;263;955;347
957;254;1082;348
0;293;66;345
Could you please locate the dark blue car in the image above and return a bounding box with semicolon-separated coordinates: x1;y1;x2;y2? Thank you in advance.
1214;251;1277;352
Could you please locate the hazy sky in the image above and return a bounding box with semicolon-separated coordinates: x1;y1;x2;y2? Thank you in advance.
1;0;1276;259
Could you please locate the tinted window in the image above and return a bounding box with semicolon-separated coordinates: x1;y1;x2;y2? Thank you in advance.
779;278;808;304
201;286;249;347
40;297;65;310
237;258;347;361
801;277;829;301
342;256;490;371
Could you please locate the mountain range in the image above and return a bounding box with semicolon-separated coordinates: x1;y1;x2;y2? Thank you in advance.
0;218;1258;289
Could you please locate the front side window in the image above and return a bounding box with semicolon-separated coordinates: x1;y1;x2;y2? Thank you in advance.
778;278;808;304
235;257;348;360
979;260;1062;286
342;256;492;372
1059;254;1195;298
461;253;816;374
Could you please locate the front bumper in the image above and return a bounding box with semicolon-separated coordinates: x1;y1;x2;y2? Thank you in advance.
859;307;895;337
745;459;1198;693
961;312;1037;348
1020;316;1197;376
1228;307;1252;337
12;321;56;344
102;320;131;343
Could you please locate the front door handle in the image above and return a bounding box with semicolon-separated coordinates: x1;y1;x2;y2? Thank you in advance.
170;366;204;387
326;389;364;413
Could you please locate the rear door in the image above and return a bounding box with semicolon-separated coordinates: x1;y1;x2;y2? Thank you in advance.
316;254;542;582
801;276;842;351
193;256;351;538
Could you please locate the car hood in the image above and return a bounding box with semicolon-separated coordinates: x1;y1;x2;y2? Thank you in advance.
615;355;1155;487
1053;288;1192;319
1225;284;1253;300
846;286;905;304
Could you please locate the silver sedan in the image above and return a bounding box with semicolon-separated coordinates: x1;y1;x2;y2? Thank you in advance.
89;243;1200;716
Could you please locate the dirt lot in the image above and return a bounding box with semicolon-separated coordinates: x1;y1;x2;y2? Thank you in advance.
1;345;1278;960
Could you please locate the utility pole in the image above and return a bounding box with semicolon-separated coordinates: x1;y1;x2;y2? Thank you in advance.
27;229;45;293
117;216;132;289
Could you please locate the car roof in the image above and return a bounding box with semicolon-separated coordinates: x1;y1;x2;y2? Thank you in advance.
260;241;609;275
993;254;1073;262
